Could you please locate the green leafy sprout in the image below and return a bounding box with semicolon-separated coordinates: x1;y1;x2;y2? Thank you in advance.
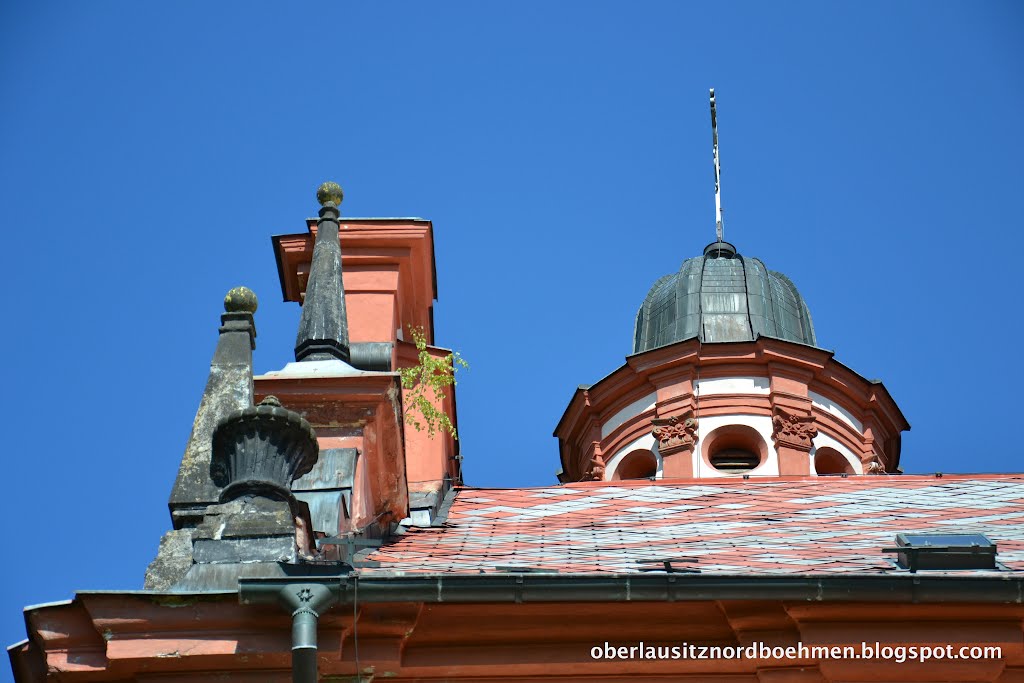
399;325;469;439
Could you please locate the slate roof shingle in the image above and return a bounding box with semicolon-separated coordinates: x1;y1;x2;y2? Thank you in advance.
364;475;1024;576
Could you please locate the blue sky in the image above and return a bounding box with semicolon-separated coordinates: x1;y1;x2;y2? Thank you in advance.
2;2;1022;674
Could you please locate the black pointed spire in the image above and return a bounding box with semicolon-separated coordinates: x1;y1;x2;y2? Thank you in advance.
294;181;352;363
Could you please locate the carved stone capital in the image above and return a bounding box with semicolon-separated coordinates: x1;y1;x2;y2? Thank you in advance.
652;412;698;456
589;454;607;481
771;406;817;451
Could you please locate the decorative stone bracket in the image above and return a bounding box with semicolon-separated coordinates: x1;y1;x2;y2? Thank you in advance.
771;406;817;451
771;405;817;476
652;413;698;457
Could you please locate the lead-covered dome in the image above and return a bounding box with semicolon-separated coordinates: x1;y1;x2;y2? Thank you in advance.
633;241;816;353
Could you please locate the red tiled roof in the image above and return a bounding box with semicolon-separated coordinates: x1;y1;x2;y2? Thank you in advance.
365;475;1024;576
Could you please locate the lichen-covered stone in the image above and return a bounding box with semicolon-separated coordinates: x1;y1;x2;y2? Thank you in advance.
224;286;258;314
143;529;195;591
315;181;344;207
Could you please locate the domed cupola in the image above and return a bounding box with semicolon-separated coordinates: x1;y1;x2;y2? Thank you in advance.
555;91;909;486
633;240;816;353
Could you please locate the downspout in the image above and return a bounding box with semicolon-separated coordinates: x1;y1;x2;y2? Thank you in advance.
245;582;340;683
286;584;338;683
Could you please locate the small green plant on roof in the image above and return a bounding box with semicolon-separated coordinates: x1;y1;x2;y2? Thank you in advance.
399;325;468;439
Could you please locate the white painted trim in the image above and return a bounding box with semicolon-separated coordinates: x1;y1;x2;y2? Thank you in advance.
696;376;769;396
810;390;863;432
600;393;657;438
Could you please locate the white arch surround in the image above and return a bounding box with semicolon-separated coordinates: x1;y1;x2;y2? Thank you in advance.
810;431;862;475
604;433;663;480
600;393;657;438
809;391;863;432
693;414;778;479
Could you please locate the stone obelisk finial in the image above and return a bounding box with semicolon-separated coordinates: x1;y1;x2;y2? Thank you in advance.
294;181;352;363
168;287;258;529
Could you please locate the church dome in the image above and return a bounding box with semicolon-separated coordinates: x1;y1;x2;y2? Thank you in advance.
633;240;816;353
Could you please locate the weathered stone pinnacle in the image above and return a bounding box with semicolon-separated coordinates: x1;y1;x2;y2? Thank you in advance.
295;182;352;363
168;289;257;529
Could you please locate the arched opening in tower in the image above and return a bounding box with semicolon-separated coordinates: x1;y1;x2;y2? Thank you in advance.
703;424;767;474
814;447;856;476
611;449;658;480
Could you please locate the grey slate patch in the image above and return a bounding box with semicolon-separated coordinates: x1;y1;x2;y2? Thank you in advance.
192;496;298;539
186;495;300;568
173;561;294;592
193;537;297;564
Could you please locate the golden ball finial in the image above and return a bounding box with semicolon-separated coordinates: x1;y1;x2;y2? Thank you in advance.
316;181;344;207
224;286;258;314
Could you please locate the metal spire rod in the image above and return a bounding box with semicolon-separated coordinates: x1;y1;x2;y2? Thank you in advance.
710;88;724;243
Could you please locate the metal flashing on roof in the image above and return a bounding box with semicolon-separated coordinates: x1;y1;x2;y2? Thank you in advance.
292;446;359;489
292;448;359;537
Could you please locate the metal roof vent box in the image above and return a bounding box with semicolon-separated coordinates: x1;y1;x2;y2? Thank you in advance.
885;533;997;573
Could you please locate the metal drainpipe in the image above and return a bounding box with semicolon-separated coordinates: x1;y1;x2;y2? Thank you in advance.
246;583;338;683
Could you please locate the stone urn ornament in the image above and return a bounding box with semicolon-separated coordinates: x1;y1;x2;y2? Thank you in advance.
211;396;319;502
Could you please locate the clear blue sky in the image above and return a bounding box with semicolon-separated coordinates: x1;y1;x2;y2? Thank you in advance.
2;2;1022;675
